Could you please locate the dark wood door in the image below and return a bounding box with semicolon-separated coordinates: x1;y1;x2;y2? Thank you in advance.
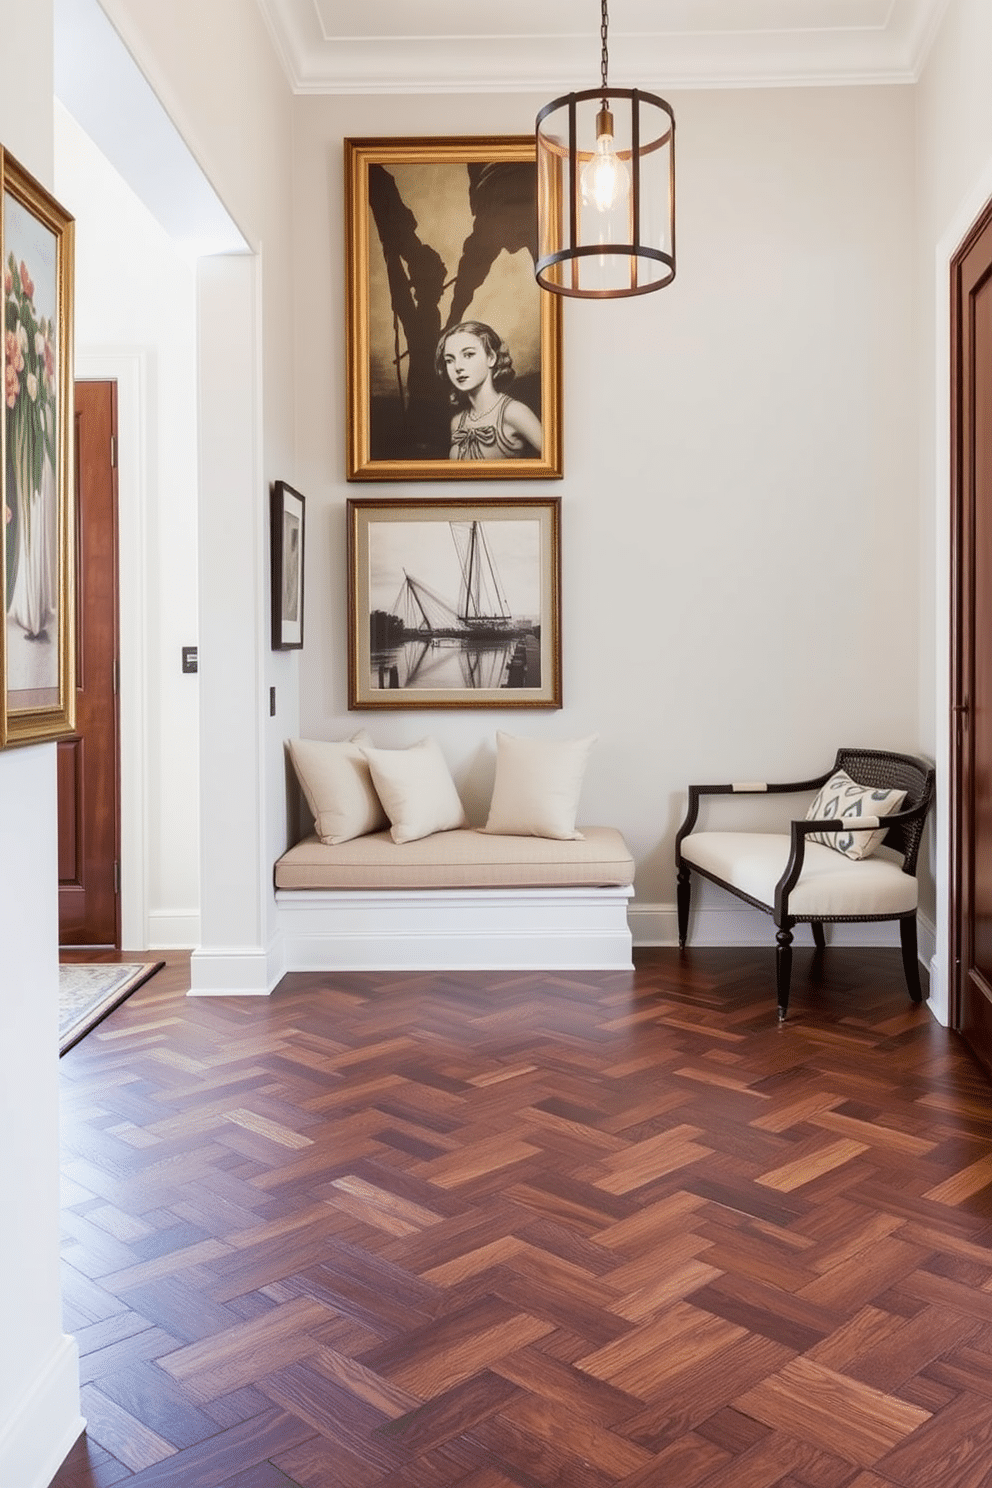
951;202;992;1072
58;380;120;948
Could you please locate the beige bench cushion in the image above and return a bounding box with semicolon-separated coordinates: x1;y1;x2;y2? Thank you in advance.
275;826;634;891
681;831;917;917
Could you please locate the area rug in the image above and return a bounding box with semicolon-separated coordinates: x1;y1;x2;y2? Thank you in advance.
59;961;164;1055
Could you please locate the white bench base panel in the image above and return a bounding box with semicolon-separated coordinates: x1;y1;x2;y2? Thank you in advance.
275;884;634;972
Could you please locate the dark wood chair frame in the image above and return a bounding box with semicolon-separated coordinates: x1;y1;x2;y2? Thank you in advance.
675;747;936;1020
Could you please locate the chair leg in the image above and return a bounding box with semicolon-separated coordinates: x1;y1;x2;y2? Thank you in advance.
677;864;691;948
775;924;794;1021
811;920;826;952
900;916;923;1004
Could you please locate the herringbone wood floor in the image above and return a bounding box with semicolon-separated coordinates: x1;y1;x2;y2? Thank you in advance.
51;947;992;1488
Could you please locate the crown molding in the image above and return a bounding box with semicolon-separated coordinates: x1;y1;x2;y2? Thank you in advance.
255;0;952;96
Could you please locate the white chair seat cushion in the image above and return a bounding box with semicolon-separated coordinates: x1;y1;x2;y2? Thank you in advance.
681;831;917;917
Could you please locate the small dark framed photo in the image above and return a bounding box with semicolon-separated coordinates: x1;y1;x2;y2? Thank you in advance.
270;481;305;650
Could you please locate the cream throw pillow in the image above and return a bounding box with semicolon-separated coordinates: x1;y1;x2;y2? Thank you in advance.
805;769;906;860
287;732;388;845
482;731;597;840
361;737;467;844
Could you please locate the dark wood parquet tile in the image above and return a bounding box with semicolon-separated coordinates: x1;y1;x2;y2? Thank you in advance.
49;947;992;1488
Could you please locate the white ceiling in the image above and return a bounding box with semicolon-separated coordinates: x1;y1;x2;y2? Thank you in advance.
255;0;952;95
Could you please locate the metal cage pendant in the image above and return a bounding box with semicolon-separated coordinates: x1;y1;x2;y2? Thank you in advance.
535;85;676;299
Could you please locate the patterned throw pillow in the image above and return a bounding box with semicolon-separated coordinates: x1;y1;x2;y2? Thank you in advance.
805;769;907;860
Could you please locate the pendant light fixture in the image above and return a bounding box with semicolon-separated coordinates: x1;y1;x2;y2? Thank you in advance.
535;0;676;298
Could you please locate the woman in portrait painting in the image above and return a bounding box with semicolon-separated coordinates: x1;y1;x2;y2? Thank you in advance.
435;320;543;461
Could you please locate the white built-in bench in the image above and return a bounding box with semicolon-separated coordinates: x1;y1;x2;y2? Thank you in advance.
274;825;635;971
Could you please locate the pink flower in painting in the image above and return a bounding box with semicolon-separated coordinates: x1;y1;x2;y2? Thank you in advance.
3;264;11;296
5;359;19;409
6;258;57;440
6;326;24;375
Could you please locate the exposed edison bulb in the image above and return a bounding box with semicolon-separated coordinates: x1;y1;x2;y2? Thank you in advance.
580;106;629;213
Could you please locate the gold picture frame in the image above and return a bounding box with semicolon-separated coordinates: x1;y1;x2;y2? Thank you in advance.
348;496;562;709
344;136;563;482
1;148;75;746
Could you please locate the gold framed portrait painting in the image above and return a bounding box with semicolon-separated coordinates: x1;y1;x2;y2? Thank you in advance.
1;147;75;746
345;136;563;482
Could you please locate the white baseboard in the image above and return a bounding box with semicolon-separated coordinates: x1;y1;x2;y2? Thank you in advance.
0;1335;83;1488
630;902;936;963
188;942;281;995
927;949;949;1025
186;896;935;992
919;913;936;977
147;910;200;949
276;885;634;972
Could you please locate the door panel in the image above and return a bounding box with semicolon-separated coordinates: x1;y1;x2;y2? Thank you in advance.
973;275;992;989
58;380;120;948
952;205;992;1073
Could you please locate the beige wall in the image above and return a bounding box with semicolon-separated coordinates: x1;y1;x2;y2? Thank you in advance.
50;8;956;976
67;9;929;974
85;3;926;953
292;84;920;931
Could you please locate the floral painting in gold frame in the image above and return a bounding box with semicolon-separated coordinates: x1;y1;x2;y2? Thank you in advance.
1;148;75;746
344;136;563;482
348;496;562;709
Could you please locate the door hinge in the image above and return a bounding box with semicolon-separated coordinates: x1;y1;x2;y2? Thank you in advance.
110;434;118;469
113;657;120;695
114;860;120;893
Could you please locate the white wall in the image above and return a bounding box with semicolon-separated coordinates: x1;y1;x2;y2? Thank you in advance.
0;760;82;1488
0;4;85;1483
99;0;298;991
292;85;921;941
54;103;201;950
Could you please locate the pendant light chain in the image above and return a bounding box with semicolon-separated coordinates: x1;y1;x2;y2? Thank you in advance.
599;0;611;106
